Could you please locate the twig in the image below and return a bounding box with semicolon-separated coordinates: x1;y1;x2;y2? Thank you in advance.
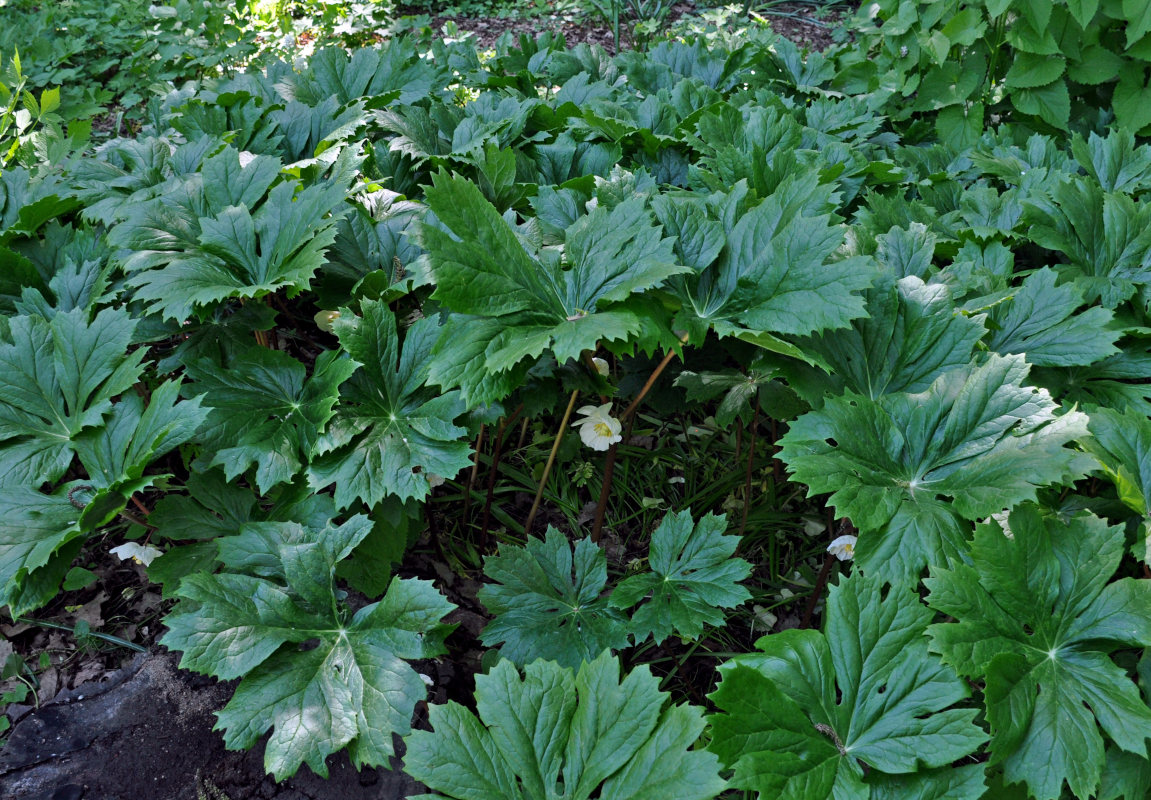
800;552;836;629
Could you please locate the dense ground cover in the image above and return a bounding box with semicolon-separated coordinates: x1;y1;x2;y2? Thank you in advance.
5;0;1151;798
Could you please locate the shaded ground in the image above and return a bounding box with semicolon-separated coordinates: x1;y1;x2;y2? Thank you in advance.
0;652;419;800
423;2;849;51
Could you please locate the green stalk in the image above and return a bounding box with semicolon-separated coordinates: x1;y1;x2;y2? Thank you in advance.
524;389;580;536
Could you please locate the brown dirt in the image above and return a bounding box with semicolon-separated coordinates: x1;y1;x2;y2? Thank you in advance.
421;1;851;53
0;651;420;800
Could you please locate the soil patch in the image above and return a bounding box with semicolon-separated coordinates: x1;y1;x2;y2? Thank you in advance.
0;651;419;800
415;2;850;52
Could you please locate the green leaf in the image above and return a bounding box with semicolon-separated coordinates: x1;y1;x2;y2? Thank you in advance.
1114;64;1151;132
0;308;145;487
1124;0;1151;48
1066;0;1099;27
479;527;632;669
71;379;206;529
1004;53;1066;89
1010;79;1070;130
1033;343;1151;418
1068;45;1124;85
1100;745;1151;800
109;147;352;320
674;362;778;428
1084;406;1151;561
926;505;1151;800
416;172;684;382
708;574;986;798
610;510;751;645
402;652;726;800
985;267;1120;367
1071;128;1151;194
145;471;335;593
307;300;472;508
1024;176;1151;308
186;348;356;493
655;178;873;343
161;514;455;780
796;274;986;401
0;486;84;615
425;315;532;407
866;764;987;800
778;355;1090;582
288;42;438;106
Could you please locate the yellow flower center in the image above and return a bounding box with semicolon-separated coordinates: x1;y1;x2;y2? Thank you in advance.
593;422;613;437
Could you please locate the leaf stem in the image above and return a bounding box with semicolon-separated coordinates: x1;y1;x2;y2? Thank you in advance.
591;336;687;543
16;617;146;653
480;405;523;547
738;400;759;539
524;389;580;536
463;424;485;526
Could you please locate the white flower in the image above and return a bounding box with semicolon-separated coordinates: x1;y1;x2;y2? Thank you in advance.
827;534;858;561
591;357;610;376
426;473;445;489
110;542;164;567
314;309;341;334
572;403;622;451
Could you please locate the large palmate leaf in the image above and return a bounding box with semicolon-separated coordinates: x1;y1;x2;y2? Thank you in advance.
479;527;631;669
1023;176;1151;308
925;506;1151;800
984;267;1120;367
686;104;804;199
414;172;684;400
0;486;85;616
71;379;207;529
185;347;357;493
795;273;985;401
0;307;145;488
1084;406;1151;561
161;515;456;780
777;354;1090;582
652;177;874;356
610;510;751;645
108;146;353;320
1070;127;1151;194
307;300;472;508
403;651;726;800
1033;342;1151;418
315;191;425;307
145;469;336;593
0;380;207;613
708;573;987;800
282;41;441;106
